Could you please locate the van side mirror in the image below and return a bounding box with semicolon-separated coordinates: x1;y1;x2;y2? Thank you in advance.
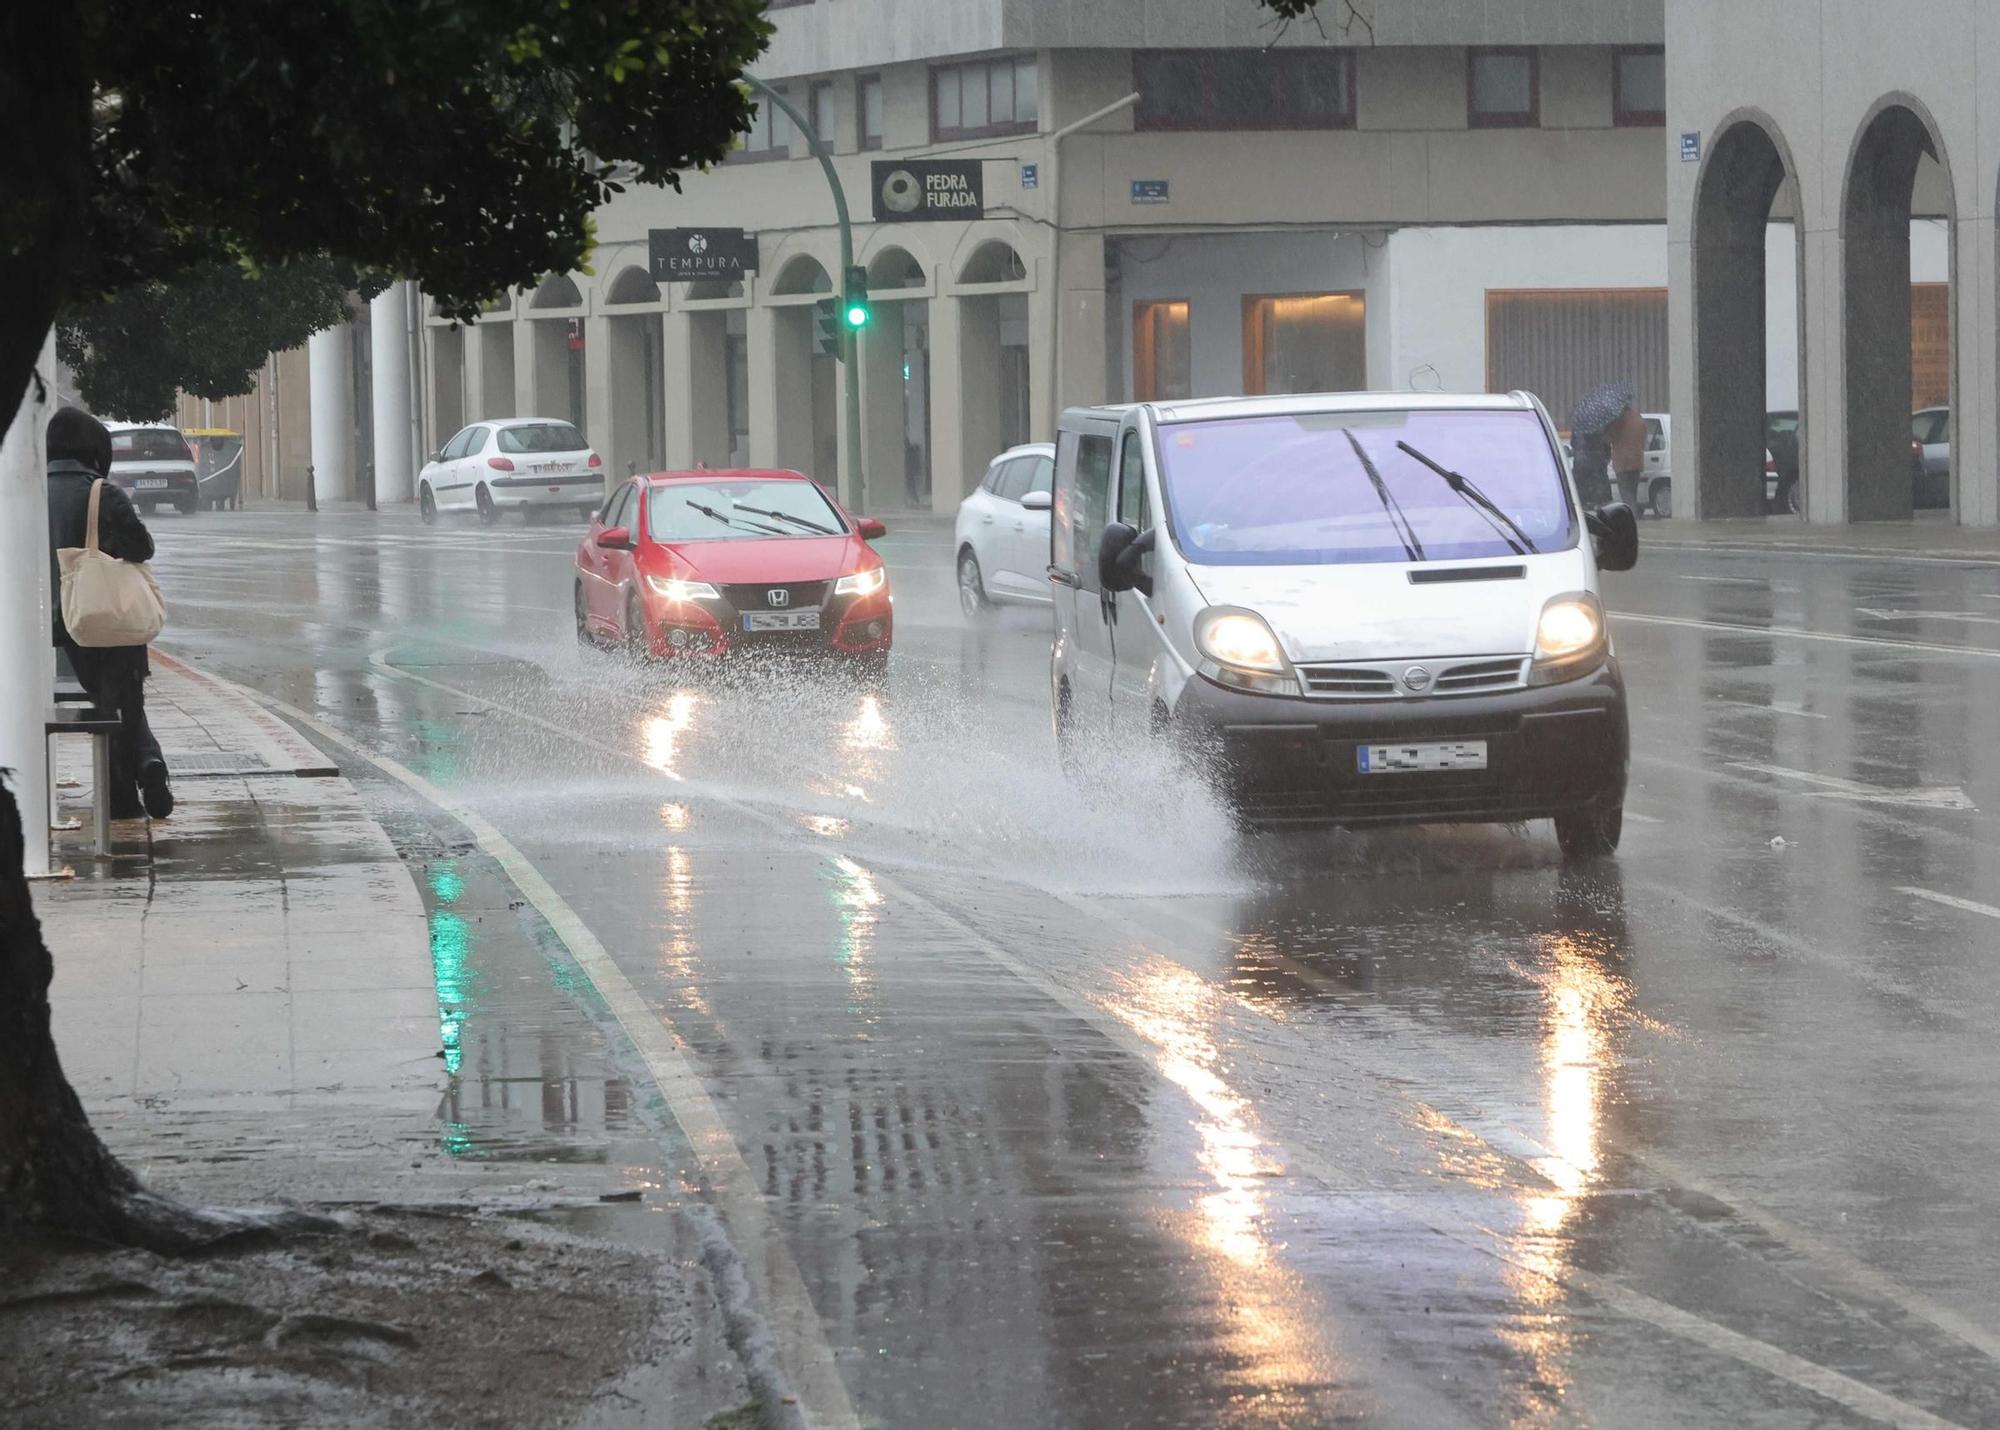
1587;503;1639;572
1098;522;1155;597
856;517;887;540
595;525;634;551
1020;489;1053;512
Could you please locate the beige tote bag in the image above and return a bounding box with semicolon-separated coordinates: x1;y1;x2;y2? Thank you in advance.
58;479;167;647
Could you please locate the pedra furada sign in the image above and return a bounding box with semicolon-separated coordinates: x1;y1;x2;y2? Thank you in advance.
871;160;985;223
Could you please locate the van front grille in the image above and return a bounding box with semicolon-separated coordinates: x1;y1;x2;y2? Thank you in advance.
1293;656;1530;700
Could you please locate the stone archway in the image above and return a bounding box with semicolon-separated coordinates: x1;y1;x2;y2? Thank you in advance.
526;274;585;430
603;267;664;477
1692;113;1805;518
1841;97;1956;520
860;246;931;508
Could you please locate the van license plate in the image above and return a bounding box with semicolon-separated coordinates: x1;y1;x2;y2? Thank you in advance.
1358;741;1487;774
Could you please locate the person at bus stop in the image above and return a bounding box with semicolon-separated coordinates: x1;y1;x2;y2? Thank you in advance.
45;408;174;821
1608;402;1646;510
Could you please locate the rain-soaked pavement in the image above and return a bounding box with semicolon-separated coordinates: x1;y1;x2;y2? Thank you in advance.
144;507;2000;1427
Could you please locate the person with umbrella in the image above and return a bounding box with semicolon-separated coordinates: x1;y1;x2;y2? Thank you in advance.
1568;381;1642;509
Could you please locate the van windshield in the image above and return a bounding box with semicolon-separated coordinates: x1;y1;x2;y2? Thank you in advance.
1156;408;1574;566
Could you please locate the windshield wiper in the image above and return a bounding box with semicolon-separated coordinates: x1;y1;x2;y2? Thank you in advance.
686;500;785;536
1340;429;1425;563
1393;441;1538;556
731;503;835;535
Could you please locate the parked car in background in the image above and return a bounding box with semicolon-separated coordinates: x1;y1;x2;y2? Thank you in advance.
1640;413;1672;518
419;417;604;525
184;427;245;510
1912;407;1950;509
954;441;1056;615
106;421;200;515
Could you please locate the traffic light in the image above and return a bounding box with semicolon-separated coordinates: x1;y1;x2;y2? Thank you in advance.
813;297;842;359
842;265;871;330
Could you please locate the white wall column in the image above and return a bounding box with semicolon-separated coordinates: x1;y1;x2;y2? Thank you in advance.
513;314;537;418
1;334;57;875
308;321;354;504
1955;212;1997;525
746;304;781;469
369;283;414;506
461;319;486;424
662;310;698;469
584;311;615;490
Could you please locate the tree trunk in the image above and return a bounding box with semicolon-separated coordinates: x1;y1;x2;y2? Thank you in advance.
0;783;320;1249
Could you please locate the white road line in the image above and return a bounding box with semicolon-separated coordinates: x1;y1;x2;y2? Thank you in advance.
1674;573;1797;590
1897;886;2000;921
1613;611;2000;661
231;679;860;1430
1856;608;2000;626
1714;698;1830;721
1729;762;1975;811
350;646;1984;1421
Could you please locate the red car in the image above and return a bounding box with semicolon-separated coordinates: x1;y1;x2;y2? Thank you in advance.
575;469;892;670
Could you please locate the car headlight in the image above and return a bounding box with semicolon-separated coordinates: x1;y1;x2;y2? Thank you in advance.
1194;608;1299;695
1529;593;1607;684
836;567;888;598
646;575;718;602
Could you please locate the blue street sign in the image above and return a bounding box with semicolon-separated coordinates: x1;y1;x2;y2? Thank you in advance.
1131;179;1170;205
1680;131;1701;163
1020;163;1038;190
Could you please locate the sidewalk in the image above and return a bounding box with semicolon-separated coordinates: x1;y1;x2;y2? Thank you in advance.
40;654;442;1196
1647;511;2000;562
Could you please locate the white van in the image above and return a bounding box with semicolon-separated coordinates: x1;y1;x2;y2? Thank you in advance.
1049;391;1639;857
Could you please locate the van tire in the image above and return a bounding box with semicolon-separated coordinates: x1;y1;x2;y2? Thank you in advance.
1054;679;1081;780
1554;798;1623;862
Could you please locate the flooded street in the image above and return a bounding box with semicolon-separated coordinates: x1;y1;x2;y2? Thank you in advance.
146;510;2000;1427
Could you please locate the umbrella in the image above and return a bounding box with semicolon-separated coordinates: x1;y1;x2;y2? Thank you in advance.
1568;380;1635;437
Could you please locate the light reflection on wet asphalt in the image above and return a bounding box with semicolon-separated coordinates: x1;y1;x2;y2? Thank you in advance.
150;511;2000;1426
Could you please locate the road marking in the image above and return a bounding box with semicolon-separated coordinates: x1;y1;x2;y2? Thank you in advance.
1856;608;2000;626
1729;762;1975;810
1897;886;2000;921
1714;698;1829;720
1674;573;1798;590
1613;611;2000;660
229;678;860;1430
342;647;1994;1419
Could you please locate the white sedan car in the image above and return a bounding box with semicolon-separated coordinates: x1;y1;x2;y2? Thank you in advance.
419;417;604;525
954;442;1055;615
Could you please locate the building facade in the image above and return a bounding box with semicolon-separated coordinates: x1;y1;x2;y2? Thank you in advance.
1667;0;1998;525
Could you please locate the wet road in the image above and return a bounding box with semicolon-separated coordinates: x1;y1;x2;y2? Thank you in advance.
147;507;2000;1427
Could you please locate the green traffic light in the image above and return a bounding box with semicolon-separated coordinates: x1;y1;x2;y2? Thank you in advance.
844;303;870;328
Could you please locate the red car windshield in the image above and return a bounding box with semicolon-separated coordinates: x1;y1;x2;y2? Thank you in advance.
648;480;846;541
112;429;193;462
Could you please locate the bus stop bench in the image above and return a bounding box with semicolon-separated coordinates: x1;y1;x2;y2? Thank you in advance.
46;704;123;860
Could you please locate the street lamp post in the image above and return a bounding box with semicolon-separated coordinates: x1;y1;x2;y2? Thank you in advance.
740;77;866;514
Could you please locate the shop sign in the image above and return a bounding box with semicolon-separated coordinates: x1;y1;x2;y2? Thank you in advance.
872;160;984;222
648;228;759;283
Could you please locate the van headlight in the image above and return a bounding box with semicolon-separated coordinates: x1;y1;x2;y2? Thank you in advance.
1528;593;1607;684
1194;608;1299;695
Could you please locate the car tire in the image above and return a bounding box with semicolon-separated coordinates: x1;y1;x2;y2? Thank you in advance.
574;584;591;646
419;485;438;525
175;495;197;515
137;500;156;515
476;485;500;526
1779;475;1800;516
957;548;991;617
624;591;648;662
1648;480;1671;520
1554;797;1623;862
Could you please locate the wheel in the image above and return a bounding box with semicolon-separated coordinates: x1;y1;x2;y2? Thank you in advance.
476;485;500;526
574;584;591;646
137;500;156;515
1648;480;1672;519
1554;798;1623;862
1054;678;1081;781
419;484;438;525
175;496;197;515
957;548;991;617
1779;475;1800;516
624;591;648;661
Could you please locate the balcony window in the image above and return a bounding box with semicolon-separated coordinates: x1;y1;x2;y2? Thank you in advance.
1613;47;1665;127
1134;50;1355;131
858;74;883;150
737;88;792;161
809;80;837;150
1468;48;1538;129
933;56;1038;140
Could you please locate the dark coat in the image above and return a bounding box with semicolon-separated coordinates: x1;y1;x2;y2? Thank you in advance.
48;458;155;648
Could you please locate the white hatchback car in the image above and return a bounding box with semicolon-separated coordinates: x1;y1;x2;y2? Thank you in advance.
419;417;604;525
106;421;201;516
954;442;1056;615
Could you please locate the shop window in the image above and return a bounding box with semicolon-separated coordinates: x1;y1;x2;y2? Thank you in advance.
933;56;1038;140
1911;283;1949;409
1241;294;1366;397
1134;50;1354;131
1468;48;1538;129
1613;47;1665;127
858;74;884;150
1133;300;1192;401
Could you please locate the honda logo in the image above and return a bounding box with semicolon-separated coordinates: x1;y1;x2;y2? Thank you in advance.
767;588;791;608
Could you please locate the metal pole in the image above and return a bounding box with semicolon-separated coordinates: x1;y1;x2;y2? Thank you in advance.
1041;93;1139;431
741;76;865;514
